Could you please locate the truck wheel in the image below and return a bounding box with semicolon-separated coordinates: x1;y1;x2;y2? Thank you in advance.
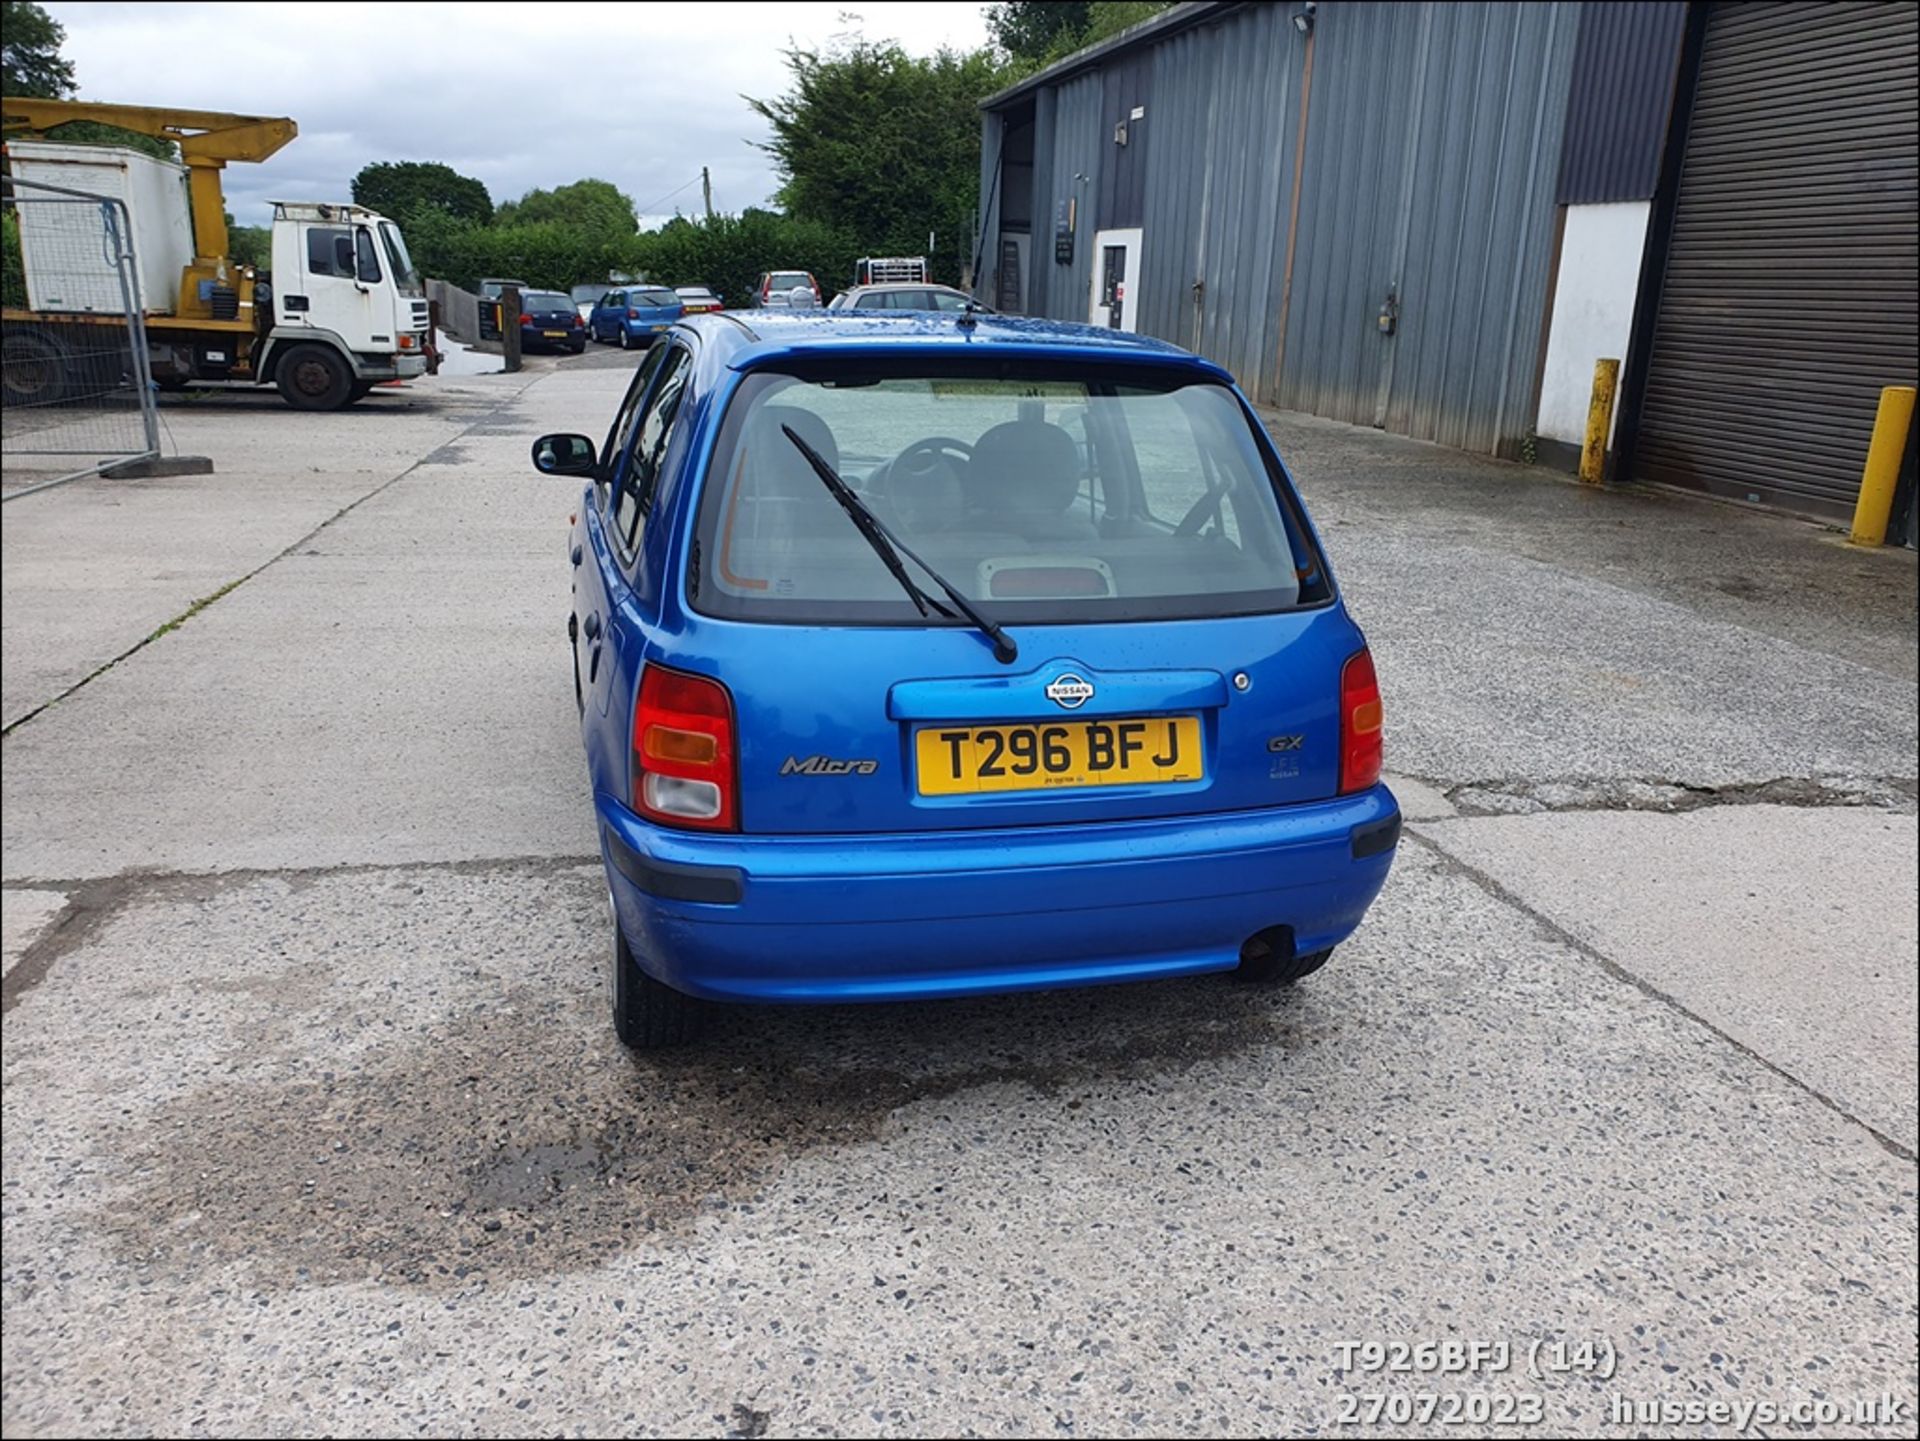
609;901;707;1050
345;381;375;404
2;331;71;405
276;343;354;411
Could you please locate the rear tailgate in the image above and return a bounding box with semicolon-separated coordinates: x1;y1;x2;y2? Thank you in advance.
711;611;1357;834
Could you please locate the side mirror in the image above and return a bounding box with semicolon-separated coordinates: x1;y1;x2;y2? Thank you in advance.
531;433;597;476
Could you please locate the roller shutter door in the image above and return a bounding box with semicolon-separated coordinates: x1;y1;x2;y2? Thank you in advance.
1634;1;1918;518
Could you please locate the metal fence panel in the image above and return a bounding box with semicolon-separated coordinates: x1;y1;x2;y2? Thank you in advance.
3;176;161;497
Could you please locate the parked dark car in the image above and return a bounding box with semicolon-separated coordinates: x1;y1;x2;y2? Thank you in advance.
519;290;586;354
589;286;685;349
827;283;989;314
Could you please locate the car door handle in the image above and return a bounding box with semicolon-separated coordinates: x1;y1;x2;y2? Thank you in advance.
582;612;601;640
571;545;583;567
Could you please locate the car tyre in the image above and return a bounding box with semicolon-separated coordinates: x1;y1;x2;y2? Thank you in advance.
568;339;586;355
276;343;354;411
610;906;707;1049
618;327;633;351
1235;934;1333;985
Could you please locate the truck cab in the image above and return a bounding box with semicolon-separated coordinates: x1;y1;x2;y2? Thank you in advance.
259;202;429;407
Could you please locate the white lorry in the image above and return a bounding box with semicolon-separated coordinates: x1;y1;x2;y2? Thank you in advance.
2;102;432;411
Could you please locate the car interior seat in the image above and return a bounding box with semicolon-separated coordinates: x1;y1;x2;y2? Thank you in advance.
734;404;847;541
964;419;1096;542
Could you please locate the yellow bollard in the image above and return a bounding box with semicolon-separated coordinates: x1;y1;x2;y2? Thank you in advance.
1849;385;1917;547
1579;358;1620;484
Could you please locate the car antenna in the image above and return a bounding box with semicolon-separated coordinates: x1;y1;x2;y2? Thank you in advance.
957;301;981;331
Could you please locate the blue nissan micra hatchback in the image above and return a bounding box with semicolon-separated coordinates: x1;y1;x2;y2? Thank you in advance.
531;311;1399;1048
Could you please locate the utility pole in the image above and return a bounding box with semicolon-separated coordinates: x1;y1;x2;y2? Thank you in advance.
701;167;713;221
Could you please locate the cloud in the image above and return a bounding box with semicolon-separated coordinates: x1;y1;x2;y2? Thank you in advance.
45;2;990;225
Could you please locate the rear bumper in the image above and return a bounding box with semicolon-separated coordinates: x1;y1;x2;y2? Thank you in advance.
598;786;1400;1003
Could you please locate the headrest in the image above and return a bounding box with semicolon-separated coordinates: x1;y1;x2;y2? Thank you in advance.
745;405;840;499
966;419;1081;517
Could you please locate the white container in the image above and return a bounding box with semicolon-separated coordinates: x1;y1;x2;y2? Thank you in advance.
6;140;196;315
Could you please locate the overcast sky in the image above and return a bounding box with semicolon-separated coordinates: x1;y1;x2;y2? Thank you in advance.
46;2;991;227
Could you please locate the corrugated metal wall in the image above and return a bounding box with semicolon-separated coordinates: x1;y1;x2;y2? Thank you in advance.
1276;1;1579;453
1043;71;1107;327
1557;0;1687;204
1139;4;1305;395
1002;1;1578;456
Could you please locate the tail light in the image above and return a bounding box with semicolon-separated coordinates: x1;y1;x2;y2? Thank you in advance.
572;313;583;327
1338;648;1384;794
519;313;533;326
633;664;737;830
627;308;639;319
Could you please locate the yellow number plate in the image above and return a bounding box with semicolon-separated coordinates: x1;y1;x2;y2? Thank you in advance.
915;716;1203;796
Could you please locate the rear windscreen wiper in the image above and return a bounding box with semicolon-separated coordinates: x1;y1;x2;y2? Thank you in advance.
781;425;1018;664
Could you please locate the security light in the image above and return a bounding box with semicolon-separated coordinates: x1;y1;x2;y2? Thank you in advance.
1294;2;1316;34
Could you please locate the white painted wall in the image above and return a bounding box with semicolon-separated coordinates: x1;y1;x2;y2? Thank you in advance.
1536;201;1652;447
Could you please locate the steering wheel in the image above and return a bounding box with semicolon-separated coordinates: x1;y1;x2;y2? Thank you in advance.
888;436;974;481
875;436;975;524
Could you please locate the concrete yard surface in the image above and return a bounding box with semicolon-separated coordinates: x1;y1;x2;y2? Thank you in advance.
3;356;1916;1437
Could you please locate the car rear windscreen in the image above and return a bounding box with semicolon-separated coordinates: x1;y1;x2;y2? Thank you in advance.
634;288;680;307
692;368;1329;625
526;292;572;309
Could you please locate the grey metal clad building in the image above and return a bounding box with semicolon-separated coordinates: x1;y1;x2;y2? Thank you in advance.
980;0;1581;457
980;0;1919;533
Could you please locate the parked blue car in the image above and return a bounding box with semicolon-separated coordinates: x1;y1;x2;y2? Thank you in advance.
530;312;1398;1047
588;285;685;350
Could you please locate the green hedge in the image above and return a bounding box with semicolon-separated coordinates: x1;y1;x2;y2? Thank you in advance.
406;209;866;306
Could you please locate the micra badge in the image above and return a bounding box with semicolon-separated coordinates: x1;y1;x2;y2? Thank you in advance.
781;755;879;777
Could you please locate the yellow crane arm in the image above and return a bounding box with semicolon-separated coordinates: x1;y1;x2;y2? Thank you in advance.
1;99;297;263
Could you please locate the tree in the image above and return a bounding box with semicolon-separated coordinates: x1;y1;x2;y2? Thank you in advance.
986;1;1171;69
351;161;493;226
495;179;636;237
985;2;1089;66
1;2;174;159
228;222;272;270
747;39;1012;283
1;0;75;98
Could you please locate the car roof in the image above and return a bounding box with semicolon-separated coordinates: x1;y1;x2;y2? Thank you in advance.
842;283;970;295
676;310;1211;379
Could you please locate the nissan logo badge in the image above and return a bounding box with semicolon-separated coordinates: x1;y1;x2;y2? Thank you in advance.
1045;673;1095;709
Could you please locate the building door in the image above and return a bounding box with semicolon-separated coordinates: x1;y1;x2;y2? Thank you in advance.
1090;228;1142;331
1629;2;1918;518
